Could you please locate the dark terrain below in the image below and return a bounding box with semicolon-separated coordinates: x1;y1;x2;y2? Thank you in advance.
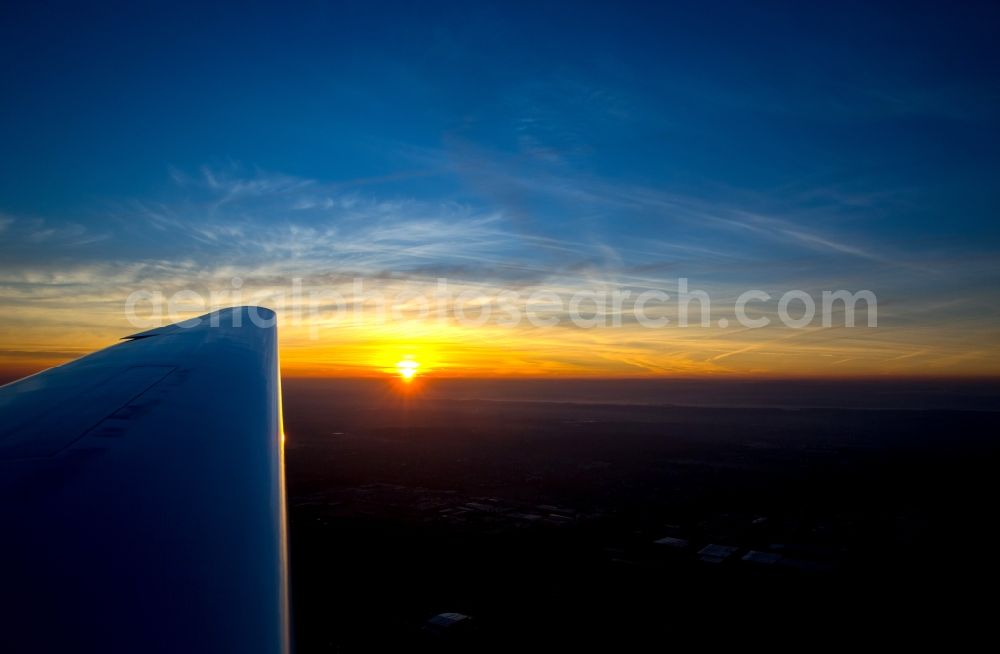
282;378;1000;651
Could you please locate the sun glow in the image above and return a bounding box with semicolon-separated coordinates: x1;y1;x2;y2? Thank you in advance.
396;357;420;381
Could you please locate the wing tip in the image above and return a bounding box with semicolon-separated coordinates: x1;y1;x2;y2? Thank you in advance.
122;306;277;340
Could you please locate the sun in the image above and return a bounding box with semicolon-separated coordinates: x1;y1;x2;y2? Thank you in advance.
395;357;420;382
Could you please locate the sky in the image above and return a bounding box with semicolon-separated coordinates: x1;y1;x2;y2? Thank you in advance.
1;0;999;378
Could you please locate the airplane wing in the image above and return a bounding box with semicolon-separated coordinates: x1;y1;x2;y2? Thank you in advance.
0;307;289;654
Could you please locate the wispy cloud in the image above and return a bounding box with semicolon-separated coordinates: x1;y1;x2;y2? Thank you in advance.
1;163;998;376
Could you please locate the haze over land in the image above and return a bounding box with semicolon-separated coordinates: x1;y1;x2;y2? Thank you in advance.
282;377;1000;648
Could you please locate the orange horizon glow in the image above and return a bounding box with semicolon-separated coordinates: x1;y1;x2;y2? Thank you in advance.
4;356;1000;385
3;306;1000;382
5;340;1000;382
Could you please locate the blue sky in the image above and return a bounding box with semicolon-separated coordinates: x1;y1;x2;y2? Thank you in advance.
1;1;999;375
